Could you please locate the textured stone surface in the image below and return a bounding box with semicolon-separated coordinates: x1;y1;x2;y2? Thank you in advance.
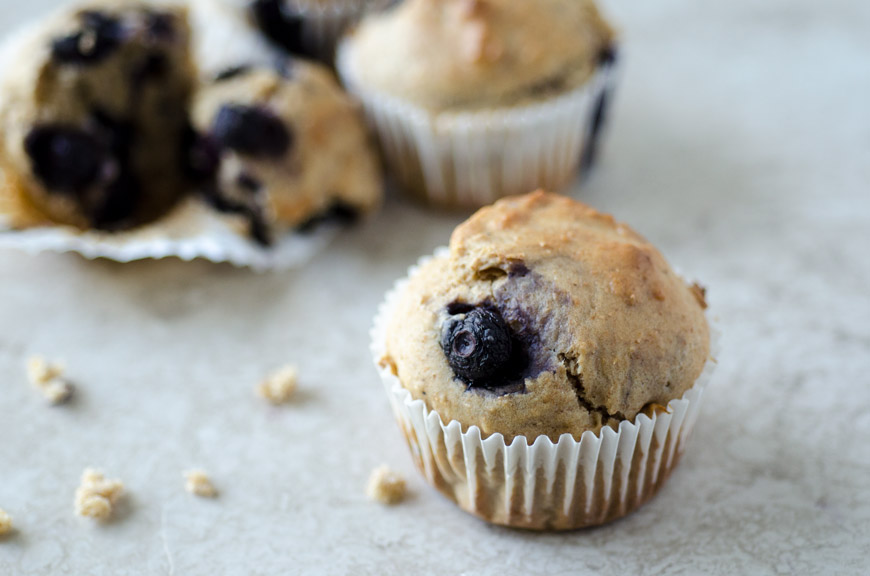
1;0;869;574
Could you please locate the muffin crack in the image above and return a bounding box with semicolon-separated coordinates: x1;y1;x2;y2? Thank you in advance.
558;353;624;422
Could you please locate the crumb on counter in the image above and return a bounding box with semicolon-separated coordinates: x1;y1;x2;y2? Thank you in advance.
256;365;299;405
74;469;124;521
27;355;74;405
366;466;407;505
0;509;13;536
184;470;218;498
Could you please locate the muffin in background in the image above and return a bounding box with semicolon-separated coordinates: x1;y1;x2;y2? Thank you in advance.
191;61;383;244
0;1;195;230
339;0;618;209
372;191;715;530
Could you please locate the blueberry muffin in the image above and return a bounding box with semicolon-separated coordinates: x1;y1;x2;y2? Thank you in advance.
338;0;618;208
191;61;382;244
374;191;714;529
0;1;195;230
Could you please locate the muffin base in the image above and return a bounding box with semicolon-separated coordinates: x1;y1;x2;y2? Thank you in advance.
338;46;619;209
371;249;717;530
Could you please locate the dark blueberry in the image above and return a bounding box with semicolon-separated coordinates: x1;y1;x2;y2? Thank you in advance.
145;12;175;42
249;0;312;58
24;126;106;192
51;12;124;65
214;65;252;82
212;105;292;158
441;307;514;387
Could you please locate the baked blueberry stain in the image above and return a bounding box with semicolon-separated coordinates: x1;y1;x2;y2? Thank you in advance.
52;12;125;65
212;105;292;158
249;0;313;59
145;12;175;42
296;202;360;234
182;126;221;183
441;304;531;393
213;59;293;84
213;65;252;83
236;172;262;193
200;183;272;247
85;110;139;228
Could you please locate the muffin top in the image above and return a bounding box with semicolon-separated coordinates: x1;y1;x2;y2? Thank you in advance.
341;0;615;110
191;61;382;242
381;191;711;443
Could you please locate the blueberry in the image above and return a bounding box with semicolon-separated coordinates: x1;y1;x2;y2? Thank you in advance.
24;126;106;192
441;307;514;387
212;105;292;158
51;12;124;65
249;0;311;58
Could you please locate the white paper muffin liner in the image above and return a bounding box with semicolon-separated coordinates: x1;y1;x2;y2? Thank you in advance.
337;46;619;208
371;249;718;530
0;197;338;271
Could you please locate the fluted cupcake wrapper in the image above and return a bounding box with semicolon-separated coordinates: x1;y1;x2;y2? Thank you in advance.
371;249;718;530
338;46;619;209
0;196;339;271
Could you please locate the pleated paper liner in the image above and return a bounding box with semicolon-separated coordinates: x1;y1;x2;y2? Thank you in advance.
0;194;340;272
371;249;718;530
337;45;619;209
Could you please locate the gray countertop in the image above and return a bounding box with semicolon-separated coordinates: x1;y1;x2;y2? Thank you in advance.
1;0;869;574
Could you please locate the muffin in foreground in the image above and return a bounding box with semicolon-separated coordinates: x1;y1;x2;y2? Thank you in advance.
191;60;382;244
0;0;195;230
339;0;618;209
372;191;715;530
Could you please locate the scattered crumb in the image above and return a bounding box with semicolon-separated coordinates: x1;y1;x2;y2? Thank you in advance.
74;469;124;521
0;509;12;536
27;356;74;405
256;365;299;405
366;466;407;505
184;470;218;498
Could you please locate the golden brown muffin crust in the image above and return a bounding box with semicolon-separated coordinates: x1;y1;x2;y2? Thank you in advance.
383;191;711;443
342;0;615;110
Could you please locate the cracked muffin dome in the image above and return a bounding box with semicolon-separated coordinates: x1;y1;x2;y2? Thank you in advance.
382;191;711;443
191;61;382;243
0;0;195;230
341;0;615;110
